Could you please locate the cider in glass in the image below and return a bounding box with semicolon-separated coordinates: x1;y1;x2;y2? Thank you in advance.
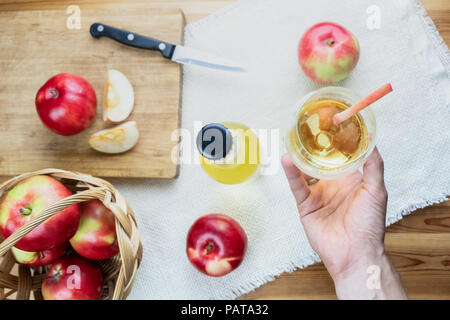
286;87;376;180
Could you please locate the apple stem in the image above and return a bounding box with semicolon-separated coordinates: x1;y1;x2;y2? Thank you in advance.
204;242;215;254
19;207;32;216
52;266;62;282
326;40;335;47
48;88;59;98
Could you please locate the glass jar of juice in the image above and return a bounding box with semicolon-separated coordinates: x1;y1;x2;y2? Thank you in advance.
196;122;260;185
285;87;376;180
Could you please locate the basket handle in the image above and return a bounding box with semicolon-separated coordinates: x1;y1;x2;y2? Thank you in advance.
0;187;106;256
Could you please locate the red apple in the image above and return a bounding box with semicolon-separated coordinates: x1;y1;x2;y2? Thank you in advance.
35;73;97;136
70;199;119;260
298;22;360;84
0;175;81;252
42;256;103;300
11;242;67;267
186;214;247;277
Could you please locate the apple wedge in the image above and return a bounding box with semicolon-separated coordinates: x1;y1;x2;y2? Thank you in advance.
104;69;134;123
89;121;139;154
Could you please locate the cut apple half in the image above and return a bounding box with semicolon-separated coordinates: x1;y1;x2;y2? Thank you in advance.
89;121;139;154
104;69;134;123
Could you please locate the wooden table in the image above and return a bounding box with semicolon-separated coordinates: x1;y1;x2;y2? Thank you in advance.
1;0;449;300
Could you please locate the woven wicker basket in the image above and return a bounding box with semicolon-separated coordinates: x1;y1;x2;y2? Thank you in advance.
0;169;142;300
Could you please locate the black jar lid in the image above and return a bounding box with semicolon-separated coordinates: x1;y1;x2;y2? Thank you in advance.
196;123;233;161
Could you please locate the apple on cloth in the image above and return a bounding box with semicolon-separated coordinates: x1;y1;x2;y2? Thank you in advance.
298;22;360;84
0;175;80;252
187;214;247;277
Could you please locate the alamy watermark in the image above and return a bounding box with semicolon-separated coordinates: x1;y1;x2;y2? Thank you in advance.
66;264;81;289
171;121;282;176
366;265;381;290
66;5;81;30
366;5;381;30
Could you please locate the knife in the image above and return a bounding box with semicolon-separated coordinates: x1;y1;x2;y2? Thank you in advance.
90;23;246;73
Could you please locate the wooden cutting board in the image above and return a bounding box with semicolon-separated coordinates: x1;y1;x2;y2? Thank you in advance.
0;8;184;178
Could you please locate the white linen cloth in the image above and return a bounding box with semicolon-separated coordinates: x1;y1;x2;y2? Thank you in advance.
121;0;450;299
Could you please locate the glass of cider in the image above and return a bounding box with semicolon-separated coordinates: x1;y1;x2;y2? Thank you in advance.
286;87;376;180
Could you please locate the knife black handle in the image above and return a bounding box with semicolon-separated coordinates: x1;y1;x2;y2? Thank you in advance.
90;23;176;59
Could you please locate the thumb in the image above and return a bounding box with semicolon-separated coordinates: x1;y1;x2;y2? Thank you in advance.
281;154;311;206
362;147;387;195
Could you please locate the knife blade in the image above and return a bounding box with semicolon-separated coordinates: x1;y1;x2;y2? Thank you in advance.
90;23;246;73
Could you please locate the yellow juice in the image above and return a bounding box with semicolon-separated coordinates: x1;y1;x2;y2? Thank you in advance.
286;87;376;180
291;98;369;167
199;122;260;185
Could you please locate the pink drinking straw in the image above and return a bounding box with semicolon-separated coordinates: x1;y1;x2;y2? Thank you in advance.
333;83;393;125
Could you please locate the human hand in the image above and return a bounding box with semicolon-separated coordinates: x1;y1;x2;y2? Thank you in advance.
282;148;406;299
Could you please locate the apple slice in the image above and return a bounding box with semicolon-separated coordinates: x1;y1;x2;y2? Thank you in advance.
89;121;139;154
104;69;134;123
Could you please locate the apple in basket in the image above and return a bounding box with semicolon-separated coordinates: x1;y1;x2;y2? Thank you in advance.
298;22;360;84
70;199;119;260
186;214;247;277
35;73;97;136
11;242;67;267
0;175;81;252
42;256;103;300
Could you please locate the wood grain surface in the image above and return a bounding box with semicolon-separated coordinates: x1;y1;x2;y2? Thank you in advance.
0;0;449;300
0;7;183;178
